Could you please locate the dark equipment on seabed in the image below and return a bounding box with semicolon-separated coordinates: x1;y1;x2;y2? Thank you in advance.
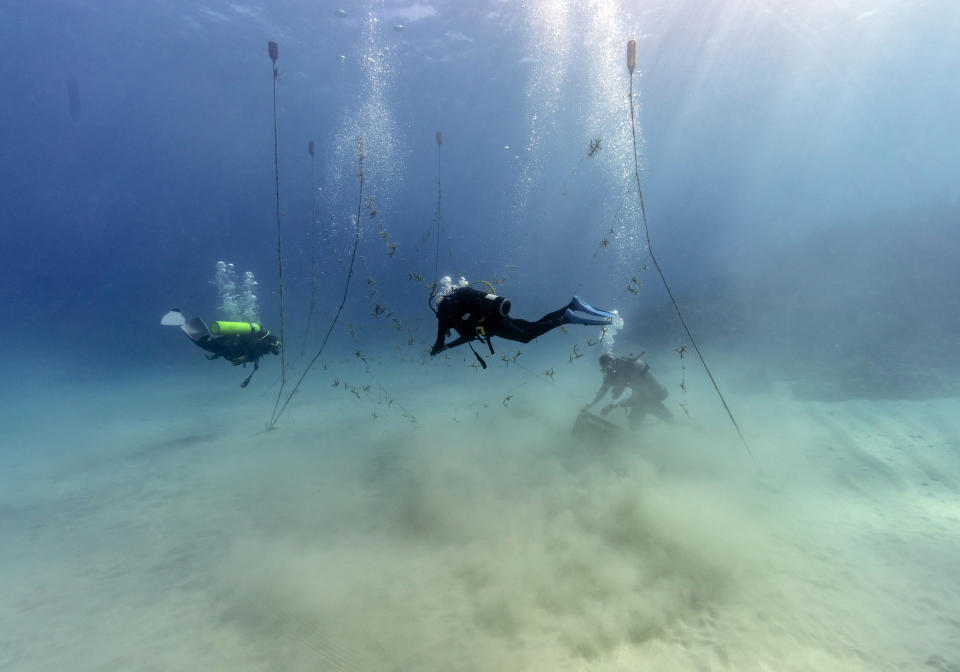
572;409;623;444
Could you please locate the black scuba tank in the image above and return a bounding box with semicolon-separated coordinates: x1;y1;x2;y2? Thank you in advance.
483;293;511;317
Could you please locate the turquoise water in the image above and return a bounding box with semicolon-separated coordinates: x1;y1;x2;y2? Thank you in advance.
2;1;959;669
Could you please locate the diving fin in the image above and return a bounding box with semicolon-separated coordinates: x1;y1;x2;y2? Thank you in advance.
181;317;212;342
564;308;611;326
570;296;618;320
161;309;186;327
163;309;210;342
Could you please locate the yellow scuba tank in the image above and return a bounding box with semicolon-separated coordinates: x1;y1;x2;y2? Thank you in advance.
210;321;264;337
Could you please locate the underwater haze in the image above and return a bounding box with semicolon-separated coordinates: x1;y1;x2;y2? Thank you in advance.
2;1;960;670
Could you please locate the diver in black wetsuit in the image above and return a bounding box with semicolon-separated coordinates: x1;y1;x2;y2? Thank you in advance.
161;309;280;387
583;352;672;428
429;279;618;367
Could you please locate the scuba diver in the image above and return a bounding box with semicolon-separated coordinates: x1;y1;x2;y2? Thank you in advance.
161;309;280;388
429;277;618;368
583;352;673;429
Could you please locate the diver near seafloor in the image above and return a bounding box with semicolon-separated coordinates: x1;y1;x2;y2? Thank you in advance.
428;276;619;369
583;352;673;429
161;309;280;388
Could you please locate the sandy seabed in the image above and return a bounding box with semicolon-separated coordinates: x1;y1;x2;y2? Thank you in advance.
2;357;959;672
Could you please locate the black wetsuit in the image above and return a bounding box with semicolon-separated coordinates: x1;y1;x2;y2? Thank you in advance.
194;333;280;364
192;331;280;387
587;356;672;427
430;286;570;356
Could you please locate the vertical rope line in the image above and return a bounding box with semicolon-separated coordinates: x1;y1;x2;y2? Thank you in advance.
269;44;288;423
433;134;442;288
270;137;366;428
626;51;757;470
301;143;319;357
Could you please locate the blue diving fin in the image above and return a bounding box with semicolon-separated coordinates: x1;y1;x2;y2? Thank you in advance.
564;308;611;326
570;296;618;320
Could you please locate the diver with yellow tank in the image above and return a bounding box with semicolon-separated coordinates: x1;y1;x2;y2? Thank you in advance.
161;309;280;387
